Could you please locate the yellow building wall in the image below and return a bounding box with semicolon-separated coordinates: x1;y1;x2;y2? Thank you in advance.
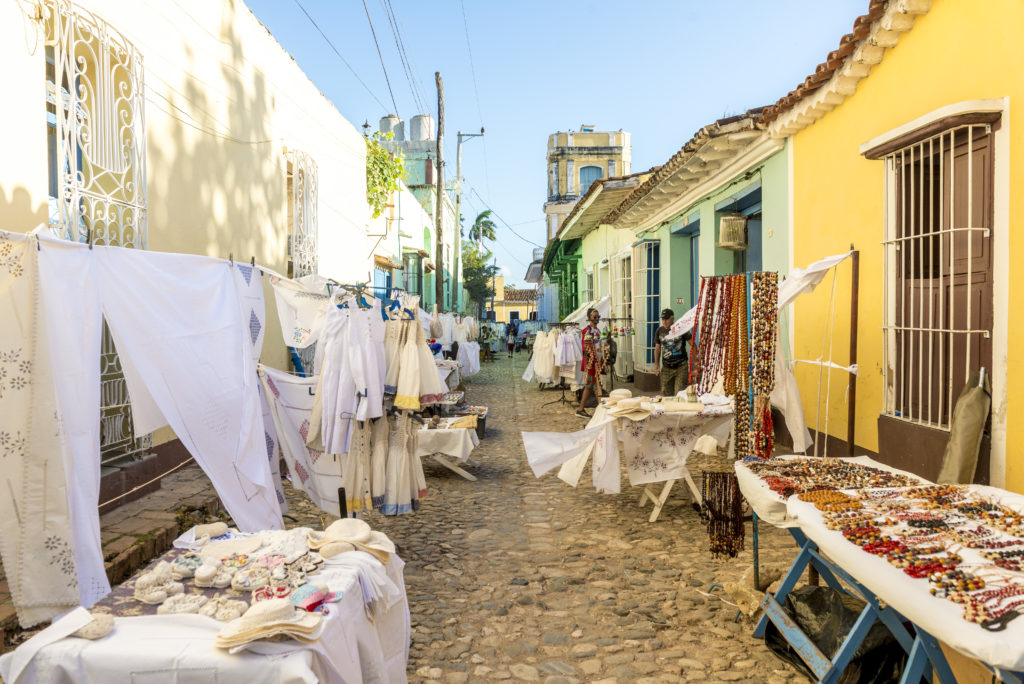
788;0;1022;488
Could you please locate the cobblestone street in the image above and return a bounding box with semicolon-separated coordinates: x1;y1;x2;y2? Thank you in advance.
287;354;807;684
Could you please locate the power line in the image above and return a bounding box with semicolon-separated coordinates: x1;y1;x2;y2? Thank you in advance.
467;186;544;248
458;0;492;200
360;0;399;114
379;0;425;114
461;193;529;270
390;1;431;113
291;0;389;112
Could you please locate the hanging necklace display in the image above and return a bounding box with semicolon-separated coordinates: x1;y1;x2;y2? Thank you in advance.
701;470;745;558
749;271;779;459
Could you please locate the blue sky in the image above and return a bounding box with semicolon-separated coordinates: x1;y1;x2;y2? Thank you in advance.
246;0;868;285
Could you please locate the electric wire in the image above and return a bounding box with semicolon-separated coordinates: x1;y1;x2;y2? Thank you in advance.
458;0;492;200
389;0;431;113
467;185;544;248
360;0;399;114
378;0;425;114
291;0;389;112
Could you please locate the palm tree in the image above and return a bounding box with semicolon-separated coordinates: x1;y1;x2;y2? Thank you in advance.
468;210;497;247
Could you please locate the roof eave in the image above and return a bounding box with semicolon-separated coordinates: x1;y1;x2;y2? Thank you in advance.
759;0;932;137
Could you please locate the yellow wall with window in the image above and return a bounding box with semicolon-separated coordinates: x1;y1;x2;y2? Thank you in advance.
787;0;1023;489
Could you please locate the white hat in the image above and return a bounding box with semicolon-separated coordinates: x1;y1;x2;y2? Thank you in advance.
604;389;632;407
215;598;324;649
309;519;395;564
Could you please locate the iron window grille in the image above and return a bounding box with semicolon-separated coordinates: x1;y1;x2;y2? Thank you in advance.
881;123;994;430
632;241;660;373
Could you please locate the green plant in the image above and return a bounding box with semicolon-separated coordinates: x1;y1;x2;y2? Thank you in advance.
468;209;497;245
366;131;405;219
461;242;499;318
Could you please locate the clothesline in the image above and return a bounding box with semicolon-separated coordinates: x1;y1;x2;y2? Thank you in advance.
97;457;197;508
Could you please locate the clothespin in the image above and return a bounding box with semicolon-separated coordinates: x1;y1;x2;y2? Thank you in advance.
228;252;234;267
250;256;255;267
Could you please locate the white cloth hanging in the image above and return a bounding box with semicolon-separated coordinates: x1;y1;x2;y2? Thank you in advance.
259;365;343;516
456;341;480;377
0;230;88;626
36;236;110;609
86;245;283;532
268;274;331;349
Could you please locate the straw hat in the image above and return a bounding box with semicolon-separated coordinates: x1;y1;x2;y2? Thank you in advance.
215;598;324;649
307;518;372;549
604;389;632;407
608;401;653;422
660;400;704;413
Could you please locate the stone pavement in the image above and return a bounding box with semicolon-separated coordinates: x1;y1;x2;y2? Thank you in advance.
3;351;810;682
287;352;808;683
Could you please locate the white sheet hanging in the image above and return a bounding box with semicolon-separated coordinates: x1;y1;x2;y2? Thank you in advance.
268;273;331;349
83;245;282;532
35;235;110;609
259;365;343;516
0;230;87;626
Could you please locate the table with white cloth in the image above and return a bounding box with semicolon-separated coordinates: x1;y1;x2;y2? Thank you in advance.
781;485;1024;681
0;547;410;684
735;456;1024;683
436;359;461;390
524;402;733;522
734;454;929;529
417;418;481;481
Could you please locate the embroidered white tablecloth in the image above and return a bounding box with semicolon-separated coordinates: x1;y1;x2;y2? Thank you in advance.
0;553;410;684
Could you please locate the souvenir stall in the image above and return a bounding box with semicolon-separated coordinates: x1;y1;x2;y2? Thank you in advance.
736;456;1024;683
0;519;409;683
521;322;584;400
264;282;448;518
523;392;734;522
415;414;482;481
0;229;410;681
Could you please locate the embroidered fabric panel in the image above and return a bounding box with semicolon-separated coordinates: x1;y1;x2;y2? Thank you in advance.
0;231;80;626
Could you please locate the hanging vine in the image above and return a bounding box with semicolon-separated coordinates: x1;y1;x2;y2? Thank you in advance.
365;131;405;219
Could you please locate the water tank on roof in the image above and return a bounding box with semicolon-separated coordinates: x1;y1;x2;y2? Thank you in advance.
379;114;404;140
410;114;435;141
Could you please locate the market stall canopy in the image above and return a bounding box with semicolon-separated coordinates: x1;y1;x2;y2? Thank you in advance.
563;295;611;326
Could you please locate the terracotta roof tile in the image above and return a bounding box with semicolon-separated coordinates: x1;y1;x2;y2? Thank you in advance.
503;287;537;303
758;0;893;126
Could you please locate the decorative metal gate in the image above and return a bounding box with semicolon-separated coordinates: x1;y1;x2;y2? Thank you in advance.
45;0;149;464
286;150;319;374
287;150;318;278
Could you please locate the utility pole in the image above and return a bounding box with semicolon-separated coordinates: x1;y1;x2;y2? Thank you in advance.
454;128;484;311
434;72;445;311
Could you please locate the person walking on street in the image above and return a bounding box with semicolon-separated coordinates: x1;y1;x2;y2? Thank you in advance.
576;307;605;418
654;308;691;398
506;330;515;358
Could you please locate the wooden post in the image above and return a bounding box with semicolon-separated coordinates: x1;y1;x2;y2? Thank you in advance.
434;72;445;311
848;249;860;457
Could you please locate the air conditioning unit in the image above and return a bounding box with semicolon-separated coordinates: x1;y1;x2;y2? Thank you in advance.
716;213;748;251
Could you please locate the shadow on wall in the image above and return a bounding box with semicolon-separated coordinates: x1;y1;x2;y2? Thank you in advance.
0;186;46;233
145;0;288;369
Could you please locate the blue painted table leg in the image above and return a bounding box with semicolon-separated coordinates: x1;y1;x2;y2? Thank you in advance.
754;532;814;638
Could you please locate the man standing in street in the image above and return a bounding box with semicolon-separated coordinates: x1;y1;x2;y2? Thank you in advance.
654;308;691;397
